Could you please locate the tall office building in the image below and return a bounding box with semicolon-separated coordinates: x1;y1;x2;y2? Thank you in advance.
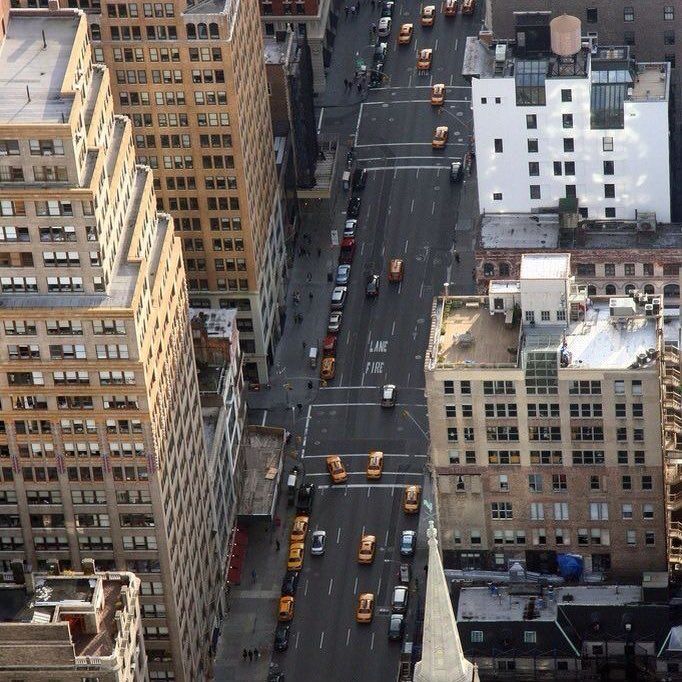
425;254;670;581
0;6;222;680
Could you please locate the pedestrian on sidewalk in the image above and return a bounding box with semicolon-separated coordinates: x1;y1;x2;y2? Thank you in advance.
350;5;355;17
306;272;312;282
302;340;306;349
297;403;303;412
357;82;362;94
276;539;280;551
248;650;253;662
343;78;349;90
344;5;349;17
308;380;313;389
251;569;257;583
254;648;260;660
309;291;314;301
242;649;248;662
317;247;322;257
355;0;360;11
455;251;460;264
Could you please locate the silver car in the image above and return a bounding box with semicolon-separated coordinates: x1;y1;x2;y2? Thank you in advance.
331;286;348;310
378;16;392;37
336;264;351;285
311;530;326;556
343;219;357;237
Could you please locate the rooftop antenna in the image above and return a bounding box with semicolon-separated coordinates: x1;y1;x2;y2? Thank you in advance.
42;29;46;49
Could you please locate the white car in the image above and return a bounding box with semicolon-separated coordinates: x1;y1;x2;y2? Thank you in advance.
311;530;326;556
336;264;351;285
331;286;348;310
344;219;357;237
328;311;343;333
378;16;392;37
381;384;396;407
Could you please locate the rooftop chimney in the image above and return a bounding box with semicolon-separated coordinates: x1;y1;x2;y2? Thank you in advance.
478;29;493;47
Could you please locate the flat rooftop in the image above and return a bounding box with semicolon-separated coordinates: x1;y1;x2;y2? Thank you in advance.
433;298;520;368
238;426;284;518
457;585;643;623
561;303;657;369
520;253;569;279
0;14;78;123
479;213;560;249
264;36;288;65
631;62;668;101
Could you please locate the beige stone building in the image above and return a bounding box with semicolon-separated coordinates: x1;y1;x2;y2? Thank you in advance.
0;7;223;680
425;253;670;581
0;562;146;681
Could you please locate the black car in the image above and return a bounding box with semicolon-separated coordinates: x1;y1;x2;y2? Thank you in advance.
365;274;380;297
400;530;416;557
369;68;384;88
388;613;405;641
274;623;290;652
373;42;387;65
352;168;367;191
347;195;361;218
449;160;463;183
381;0;394;17
281;570;299;596
295;482;315;513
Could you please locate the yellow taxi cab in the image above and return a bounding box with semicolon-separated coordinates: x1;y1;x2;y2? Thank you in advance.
417;48;433;71
357;534;376;564
290;515;309;543
388;258;404;282
431;83;446;106
356;593;375;623
366;451;384;480
462;0;475;15
432;126;448;149
403;485;422;514
444;0;458;15
287;542;305;570
326;454;348;484
278;595;295;622
421;5;436;26
398;23;413;45
320;356;336;380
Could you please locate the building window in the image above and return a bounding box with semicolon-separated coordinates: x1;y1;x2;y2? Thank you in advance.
528;474;542;492
530;185;541;200
665;6;674;21
565;185;576;198
480;97;487;104
622;475;632;490
605;207;616;218
665;30;675;45
645;531;655;545
643;504;654;519
444;380;455;395
603;136;614;152
586;7;598;23
563;138;574;152
623;31;635;45
527;138;538;153
561;88;572;102
622;503;633;519
446;405;456;418
665;53;676;68
564;161;575;175
493;192;503;201
562;113;573;128
604;184;615;198
641;475;653;490
491;502;513;519
528;161;539;176
623;6;634;21
494;139;503;153
471;631;483;643
526;114;537;129
553;161;562;176
603;160;614;175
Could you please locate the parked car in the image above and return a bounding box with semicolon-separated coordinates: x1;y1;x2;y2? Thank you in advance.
373;42;388;65
287;543;304;571
278;595;295;622
378;16;392;37
339;237;356;264
388;613;405;640
331;286;348;310
274;623;290;651
347;196;361;218
295;482;315;513
281;570;299;596
328;311;343;333
320;356;336;381
352;167;368;191
391;585;409;613
400;530;416;557
343;219;357;237
290;515;309;543
323;334;337;356
335;264;351;285
311;530;326;556
365;274;380;297
369;66;385;89
449;160;463;183
398;563;411;584
381;0;394;16
403;485;421;514
398;23;413;44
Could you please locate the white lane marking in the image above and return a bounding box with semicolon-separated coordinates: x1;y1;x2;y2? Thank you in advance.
358;156;462;161
318;482;423;490
317;107;325;134
362;99;470;105
346;628;351;646
419;282;424;298
301;403;313;457
362;525;366;536
312;401;427;408
431;201;436;215
328;578;334;595
355;142;439;148
410;199;415;213
449;73;454;86
337;527;341;544
377;576;382;596
371;632;376;650
360;242;365;256
295;631;300;649
353;576;359;594
384;529;390;545
391;320;396;336
434;38;439;51
303;453;427;459
304;579;309;596
367;486;371;498
404;239;409;253
380;85;471;90
354;102;364;145
261;410;267;426
455;38;459;52
346;330;351;346
368;165;458;172
319;631;325;650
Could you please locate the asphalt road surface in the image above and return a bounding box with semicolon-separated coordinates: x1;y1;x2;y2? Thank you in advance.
274;3;483;680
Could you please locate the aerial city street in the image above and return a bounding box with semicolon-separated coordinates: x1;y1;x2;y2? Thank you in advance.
2;0;682;680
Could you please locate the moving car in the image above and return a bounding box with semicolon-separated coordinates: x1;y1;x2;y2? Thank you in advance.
400;530;416;557
381;383;397;407
352;167;368;191
347;195;361;218
339;237;356;264
403;485;421;514
274;623;290;651
358;534;376;564
290;515;309;543
391;585;409;613
377;16;392;37
326;454;348;483
281;570;299;596
323;334;337;356
398;23;413;45
320;356;336;381
450;160;463;183
311;530;326;556
432;125;449;149
462;0;475;14
295;482;315;513
278;595;295;622
356;593;375;623
330;286;348;310
399;563;411;584
417;48;433;71
366;451;384;479
328;311;343;333
431;83;446;106
365;274;380;297
388;613;405;640
343;218;357;237
335;264;351;285
287;542;305;570
421;5;436;25
380;0;394;17
373;42;388;65
388;258;404;282
444;0;458;15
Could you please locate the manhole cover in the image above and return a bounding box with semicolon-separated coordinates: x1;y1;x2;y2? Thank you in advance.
456;111;464;116
433;186;440;190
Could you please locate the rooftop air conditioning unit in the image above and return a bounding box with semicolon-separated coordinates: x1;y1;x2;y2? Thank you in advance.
636;211;657;232
495;44;507;63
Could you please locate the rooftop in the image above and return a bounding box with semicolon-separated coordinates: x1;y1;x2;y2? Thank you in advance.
0;13;79;124
520;253;569;279
190;308;237;338
479;213;561;249
457;585;642;623
630;62;669;101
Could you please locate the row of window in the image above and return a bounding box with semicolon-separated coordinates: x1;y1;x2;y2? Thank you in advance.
0;489;150;505
453;449;649;467
452;526;656;547
11;395;140;410
490;493;654;519
8;344;129;360
521;183;618;202
446;402;642;419
4;318;125;336
0;139;65;156
442;379;642;396
104;45;222;64
0;199;94;217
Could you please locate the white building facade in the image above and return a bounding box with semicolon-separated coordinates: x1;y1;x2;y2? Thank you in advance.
471;29;671;222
